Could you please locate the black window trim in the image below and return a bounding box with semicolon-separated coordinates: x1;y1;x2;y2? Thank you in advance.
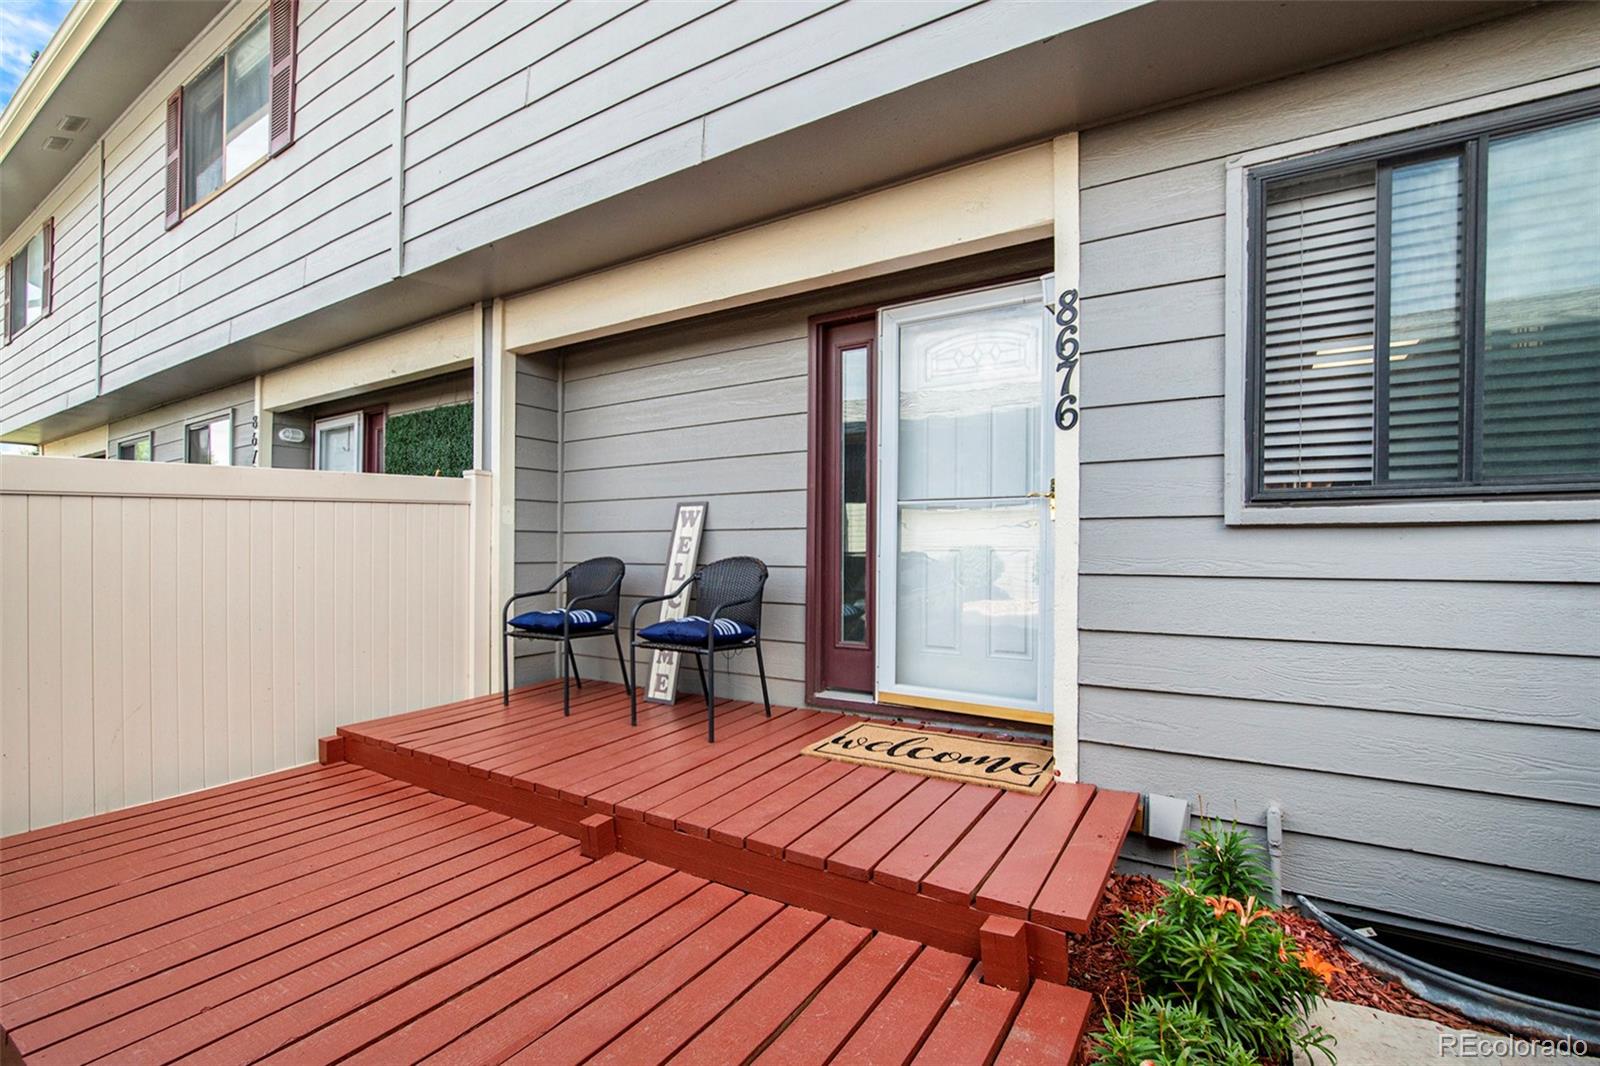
115;430;155;462
1245;86;1600;504
183;410;234;465
5;219;54;343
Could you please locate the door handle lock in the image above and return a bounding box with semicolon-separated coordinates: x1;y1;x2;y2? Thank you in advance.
1025;478;1056;520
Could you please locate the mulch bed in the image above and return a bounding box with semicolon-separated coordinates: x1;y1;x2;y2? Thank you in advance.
1069;874;1477;1040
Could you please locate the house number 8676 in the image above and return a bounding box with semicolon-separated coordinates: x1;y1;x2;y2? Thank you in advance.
1053;288;1081;431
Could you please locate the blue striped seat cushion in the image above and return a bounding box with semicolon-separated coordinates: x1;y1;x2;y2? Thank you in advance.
509;608;613;633
638;615;756;646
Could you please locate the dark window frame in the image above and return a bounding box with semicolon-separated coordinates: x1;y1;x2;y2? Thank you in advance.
184;411;234;465
164;0;296;231
1246;87;1600;503
176;12;272;217
4;218;54;343
115;431;155;462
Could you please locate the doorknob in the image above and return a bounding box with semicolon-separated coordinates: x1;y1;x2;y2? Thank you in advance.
1025;478;1056;520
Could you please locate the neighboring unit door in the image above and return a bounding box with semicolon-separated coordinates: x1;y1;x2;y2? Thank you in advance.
815;318;877;695
314;412;363;472
876;280;1054;722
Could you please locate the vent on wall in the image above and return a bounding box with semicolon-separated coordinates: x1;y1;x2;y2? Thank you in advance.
57;115;88;133
41;136;72;151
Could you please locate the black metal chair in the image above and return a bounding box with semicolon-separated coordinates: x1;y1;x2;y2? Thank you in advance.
502;556;627;716
629;556;772;742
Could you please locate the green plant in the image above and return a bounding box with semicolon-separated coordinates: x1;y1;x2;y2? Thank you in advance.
385;403;473;477
1089;997;1257;1066
1118;872;1335;1065
1183;819;1272;900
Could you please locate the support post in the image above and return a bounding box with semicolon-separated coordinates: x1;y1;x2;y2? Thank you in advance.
979;914;1033;991
318;735;346;764
579;813;618;859
464;468;495;696
253;374;273;467
1050;132;1082;783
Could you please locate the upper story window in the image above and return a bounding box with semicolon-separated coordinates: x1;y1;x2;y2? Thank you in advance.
3;221;53;343
1246;93;1600;503
184;13;270;210
165;0;298;229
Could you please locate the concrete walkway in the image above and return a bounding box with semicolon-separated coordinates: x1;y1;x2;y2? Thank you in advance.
1294;1000;1594;1066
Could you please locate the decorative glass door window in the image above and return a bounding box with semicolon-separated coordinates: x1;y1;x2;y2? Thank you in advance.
839;345;871;646
814;318;877;696
877;280;1054;717
315;412;363;472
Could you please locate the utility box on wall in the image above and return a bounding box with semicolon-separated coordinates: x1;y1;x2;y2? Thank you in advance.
1142;793;1192;845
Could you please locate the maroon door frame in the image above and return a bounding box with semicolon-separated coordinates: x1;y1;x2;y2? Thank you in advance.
806;310;878;703
803;267;1050;715
362;407;386;473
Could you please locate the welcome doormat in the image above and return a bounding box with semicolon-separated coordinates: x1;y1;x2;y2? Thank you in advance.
803;722;1055;794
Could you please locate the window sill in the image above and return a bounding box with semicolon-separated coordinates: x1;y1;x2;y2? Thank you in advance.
4;312;50;344
180;155;269;222
1225;494;1600;526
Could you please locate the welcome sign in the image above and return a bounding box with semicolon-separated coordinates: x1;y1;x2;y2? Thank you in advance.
645;501;708;705
804;722;1055;794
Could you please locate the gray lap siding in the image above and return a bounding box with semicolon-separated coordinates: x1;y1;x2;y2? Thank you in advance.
1074;4;1600;961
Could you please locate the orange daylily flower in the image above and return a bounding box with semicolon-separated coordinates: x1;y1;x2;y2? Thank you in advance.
1205;893;1277;929
1297;945;1345;986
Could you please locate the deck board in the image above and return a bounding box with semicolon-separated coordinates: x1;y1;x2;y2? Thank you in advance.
976;782;1097;920
825;777;959;881
0;681;1125;1064
751;933;921;1065
831;945;970;1065
912;971;1023;1065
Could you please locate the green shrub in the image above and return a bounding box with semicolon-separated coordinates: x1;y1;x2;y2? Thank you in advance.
1089;997;1257;1066
385;403;472;477
1182;819;1272;900
1112;825;1335;1065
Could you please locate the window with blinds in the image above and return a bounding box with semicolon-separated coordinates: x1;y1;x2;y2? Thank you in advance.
1248;95;1600;500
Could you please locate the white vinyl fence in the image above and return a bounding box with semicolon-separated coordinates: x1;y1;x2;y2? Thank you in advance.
0;456;494;834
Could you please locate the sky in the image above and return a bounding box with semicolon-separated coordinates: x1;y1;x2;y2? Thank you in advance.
0;0;74;112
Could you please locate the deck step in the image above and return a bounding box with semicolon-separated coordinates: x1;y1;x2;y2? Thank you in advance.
336;680;1137;990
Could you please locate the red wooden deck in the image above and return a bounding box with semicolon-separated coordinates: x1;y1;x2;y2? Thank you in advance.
332;681;1136;985
1;679;1135;1065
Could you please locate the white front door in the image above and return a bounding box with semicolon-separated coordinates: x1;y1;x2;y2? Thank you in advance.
876;279;1054;723
314;412;364;472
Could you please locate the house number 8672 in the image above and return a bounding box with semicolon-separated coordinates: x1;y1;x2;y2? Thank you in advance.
1053;288;1081;431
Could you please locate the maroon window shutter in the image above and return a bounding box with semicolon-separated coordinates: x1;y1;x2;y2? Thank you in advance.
41;218;55;317
164;88;183;230
268;0;298;157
